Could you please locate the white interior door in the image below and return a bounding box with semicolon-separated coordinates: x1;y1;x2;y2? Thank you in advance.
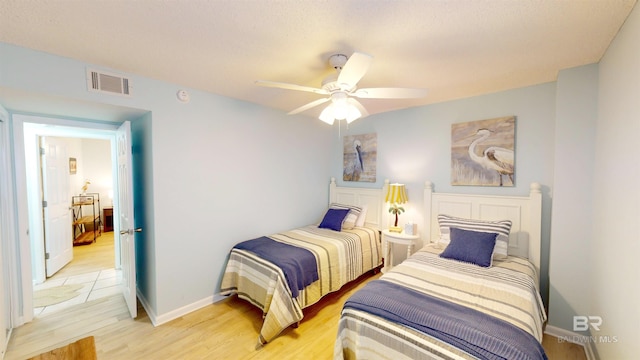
41;137;73;277
117;121;137;318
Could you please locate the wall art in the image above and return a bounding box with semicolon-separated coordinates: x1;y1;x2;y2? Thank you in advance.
343;133;377;182
451;116;515;186
69;157;77;175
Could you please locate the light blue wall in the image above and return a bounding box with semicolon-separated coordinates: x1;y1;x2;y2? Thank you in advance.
549;64;598;333
130;113;155;310
0;42;334;319
591;3;640;357
333;83;557;304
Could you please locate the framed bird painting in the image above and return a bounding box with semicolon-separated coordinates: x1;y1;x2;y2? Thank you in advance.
343;133;377;182
69;157;77;175
451;116;515;186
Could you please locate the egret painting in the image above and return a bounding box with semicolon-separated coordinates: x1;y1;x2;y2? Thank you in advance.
343;133;377;182
451;116;515;186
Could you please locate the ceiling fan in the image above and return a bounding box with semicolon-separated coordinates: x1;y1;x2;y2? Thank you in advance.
255;52;428;124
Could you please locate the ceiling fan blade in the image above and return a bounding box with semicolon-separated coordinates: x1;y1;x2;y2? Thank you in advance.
353;87;428;99
255;80;328;95
347;98;369;118
337;52;373;90
288;97;330;115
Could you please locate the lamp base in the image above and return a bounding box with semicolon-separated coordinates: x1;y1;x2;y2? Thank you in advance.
388;226;403;233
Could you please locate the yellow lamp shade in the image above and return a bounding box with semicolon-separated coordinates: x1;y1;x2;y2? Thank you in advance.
385;183;408;204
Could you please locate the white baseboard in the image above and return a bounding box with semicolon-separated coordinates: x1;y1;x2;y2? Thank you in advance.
136;290;228;327
135;290;157;326
545;325;596;360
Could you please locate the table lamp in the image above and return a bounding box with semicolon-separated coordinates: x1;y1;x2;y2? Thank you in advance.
385;183;407;233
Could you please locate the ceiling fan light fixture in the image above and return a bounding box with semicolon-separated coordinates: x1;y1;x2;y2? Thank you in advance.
319;105;336;125
334;103;348;120
345;106;361;123
318;101;361;124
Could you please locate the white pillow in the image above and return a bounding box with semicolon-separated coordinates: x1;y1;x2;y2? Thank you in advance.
355;205;368;227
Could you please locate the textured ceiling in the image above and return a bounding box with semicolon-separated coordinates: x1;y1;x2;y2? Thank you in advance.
0;0;636;119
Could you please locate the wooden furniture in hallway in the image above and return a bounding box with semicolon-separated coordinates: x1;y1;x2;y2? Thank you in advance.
71;193;101;246
103;206;113;232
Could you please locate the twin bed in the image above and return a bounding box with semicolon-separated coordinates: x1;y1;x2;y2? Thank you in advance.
220;178;547;359
220;178;386;345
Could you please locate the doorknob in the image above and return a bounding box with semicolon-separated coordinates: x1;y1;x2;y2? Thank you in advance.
120;228;143;235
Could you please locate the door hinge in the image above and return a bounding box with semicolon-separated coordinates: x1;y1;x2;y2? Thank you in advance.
45;252;50;260
42;200;47;208
40;147;45;155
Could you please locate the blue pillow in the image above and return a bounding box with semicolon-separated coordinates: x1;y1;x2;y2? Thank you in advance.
440;227;498;267
318;208;350;232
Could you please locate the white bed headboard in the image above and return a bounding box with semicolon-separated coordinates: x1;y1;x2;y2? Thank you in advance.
329;177;387;230
423;181;542;274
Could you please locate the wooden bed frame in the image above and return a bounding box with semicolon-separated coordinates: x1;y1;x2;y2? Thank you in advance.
423;181;543;275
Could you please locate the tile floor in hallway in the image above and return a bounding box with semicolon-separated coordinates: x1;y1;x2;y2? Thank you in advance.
33;268;122;317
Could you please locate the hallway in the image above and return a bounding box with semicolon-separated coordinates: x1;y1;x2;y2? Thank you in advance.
33;231;121;318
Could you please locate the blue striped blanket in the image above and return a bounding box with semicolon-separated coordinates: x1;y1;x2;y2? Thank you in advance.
234;236;318;298
344;280;547;360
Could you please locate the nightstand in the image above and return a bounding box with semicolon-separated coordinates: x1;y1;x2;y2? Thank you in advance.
381;229;419;273
103;206;113;232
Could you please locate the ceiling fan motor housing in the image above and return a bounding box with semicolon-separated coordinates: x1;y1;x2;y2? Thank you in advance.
321;74;341;92
324;54;355;92
328;54;348;70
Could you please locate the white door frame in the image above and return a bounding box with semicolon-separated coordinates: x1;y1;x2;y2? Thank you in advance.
9;114;124;326
0;109;13;359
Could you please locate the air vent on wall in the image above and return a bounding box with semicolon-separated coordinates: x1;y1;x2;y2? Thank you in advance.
87;69;132;96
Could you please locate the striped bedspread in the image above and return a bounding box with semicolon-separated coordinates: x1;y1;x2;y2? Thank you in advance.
334;244;547;360
233;236;318;298
220;225;381;345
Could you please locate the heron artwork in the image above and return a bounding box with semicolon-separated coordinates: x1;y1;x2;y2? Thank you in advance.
468;129;514;186
451;116;515;186
343;133;377;182
344;140;364;181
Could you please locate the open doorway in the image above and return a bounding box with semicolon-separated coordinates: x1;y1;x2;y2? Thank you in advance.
8;113;138;327
32;135;120;318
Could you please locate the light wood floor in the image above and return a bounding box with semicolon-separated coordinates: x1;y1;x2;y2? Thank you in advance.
50;231;116;280
6;239;587;360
